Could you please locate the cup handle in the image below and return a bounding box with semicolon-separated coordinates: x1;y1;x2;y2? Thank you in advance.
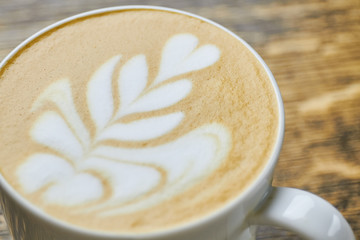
250;187;356;239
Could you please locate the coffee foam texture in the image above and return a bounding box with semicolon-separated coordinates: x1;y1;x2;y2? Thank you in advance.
17;33;231;214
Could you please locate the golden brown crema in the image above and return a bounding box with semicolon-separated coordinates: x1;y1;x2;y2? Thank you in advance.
0;9;278;233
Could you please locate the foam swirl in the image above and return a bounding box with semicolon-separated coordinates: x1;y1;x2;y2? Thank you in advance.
17;34;231;214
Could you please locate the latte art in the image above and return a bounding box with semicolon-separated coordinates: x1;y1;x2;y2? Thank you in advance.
0;9;278;233
17;34;231;214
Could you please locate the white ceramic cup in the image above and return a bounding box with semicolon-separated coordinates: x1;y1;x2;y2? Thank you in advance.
0;6;356;240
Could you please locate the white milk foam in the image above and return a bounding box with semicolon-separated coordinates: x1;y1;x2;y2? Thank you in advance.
17;33;231;214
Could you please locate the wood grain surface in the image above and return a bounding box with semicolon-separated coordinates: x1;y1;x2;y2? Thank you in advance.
0;0;359;239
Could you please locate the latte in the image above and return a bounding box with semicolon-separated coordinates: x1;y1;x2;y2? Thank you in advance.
0;9;278;233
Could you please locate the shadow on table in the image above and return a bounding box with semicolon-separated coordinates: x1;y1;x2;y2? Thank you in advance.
256;225;302;239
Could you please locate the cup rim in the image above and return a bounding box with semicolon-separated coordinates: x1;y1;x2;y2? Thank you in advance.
0;5;285;239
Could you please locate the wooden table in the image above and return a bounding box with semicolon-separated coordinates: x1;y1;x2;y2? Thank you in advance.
0;0;359;239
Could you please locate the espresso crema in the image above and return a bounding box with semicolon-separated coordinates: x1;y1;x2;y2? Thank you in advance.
0;9;278;233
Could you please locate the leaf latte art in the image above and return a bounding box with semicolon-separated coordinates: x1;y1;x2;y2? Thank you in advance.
17;34;231;215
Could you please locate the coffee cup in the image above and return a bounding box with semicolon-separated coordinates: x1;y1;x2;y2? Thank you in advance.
0;6;355;240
